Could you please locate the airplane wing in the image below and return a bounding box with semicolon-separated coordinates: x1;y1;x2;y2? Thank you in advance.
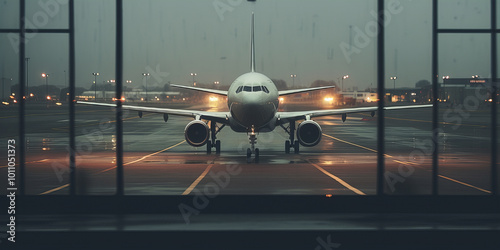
277;104;432;122
170;84;228;96
77;101;229;124
278;86;335;96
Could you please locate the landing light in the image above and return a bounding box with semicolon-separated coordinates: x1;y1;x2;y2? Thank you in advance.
279;97;284;103
324;97;334;102
209;96;219;102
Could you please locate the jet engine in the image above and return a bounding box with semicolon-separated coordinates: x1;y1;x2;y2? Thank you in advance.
184;120;210;147
296;120;322;147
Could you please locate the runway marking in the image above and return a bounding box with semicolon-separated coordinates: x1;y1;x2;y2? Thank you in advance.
98;140;186;173
438;175;492;194
39;184;69;195
39;140;186;195
0;159;49;169
51;113;155;132
322;133;491;194
182;164;214;195
308;161;366;195
360;113;488;128
0;109;104;119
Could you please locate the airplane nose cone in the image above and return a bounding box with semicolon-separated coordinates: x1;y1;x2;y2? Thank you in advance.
231;95;275;128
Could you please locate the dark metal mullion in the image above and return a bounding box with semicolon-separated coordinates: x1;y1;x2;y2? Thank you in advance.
115;0;124;196
491;0;498;196
432;0;439;196
376;0;385;196
0;29;20;33
69;0;76;196
18;0;26;195
438;29;492;34
25;29;70;33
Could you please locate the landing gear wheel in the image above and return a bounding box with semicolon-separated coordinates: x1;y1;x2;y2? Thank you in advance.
294;140;300;154
215;140;221;154
254;148;260;162
285;140;291;154
206;140;212;154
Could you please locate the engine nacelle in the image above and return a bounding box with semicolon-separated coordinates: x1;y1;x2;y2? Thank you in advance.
296;120;322;147
184;120;210;147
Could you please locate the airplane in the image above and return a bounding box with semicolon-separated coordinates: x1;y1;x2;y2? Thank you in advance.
78;13;431;161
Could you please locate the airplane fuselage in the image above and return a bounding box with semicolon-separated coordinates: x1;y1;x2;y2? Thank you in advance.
227;72;279;132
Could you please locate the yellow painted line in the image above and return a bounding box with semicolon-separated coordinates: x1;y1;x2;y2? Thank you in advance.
438;175;491;194
0;109;104;119
39;184;70;195
323;132;491;194
362;113;488;128
39;140;186;195
98;140;186;173
0;159;49;169
309;161;366;195
182;164;214;195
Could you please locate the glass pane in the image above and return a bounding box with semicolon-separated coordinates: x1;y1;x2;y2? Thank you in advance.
24;34;69;195
123;0;377;195
438;0;491;29
438;34;491;195
25;0;69;29
0;33;19;196
384;0;433;195
0;0;20;29
74;0;116;195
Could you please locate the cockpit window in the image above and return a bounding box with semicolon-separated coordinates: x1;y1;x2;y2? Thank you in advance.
252;86;262;92
243;86;252;92
262;86;269;93
236;86;243;93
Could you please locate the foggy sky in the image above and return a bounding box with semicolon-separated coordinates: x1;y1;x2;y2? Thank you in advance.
0;0;496;91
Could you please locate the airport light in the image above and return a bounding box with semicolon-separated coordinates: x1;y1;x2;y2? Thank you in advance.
341;75;349;92
142;73;150;102
25;57;30;98
472;75;480;79
290;74;297;87
190;73;197;86
42;73;49;102
92;73;99;100
390;76;397;90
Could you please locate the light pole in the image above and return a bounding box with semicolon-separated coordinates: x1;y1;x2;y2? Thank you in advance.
142;73;150;102
390;76;397;90
126;80;132;100
42;73;49;103
341;75;349;92
290;74;297;88
190;73;197;86
92;72;99;100
25;57;30;99
442;76;449;101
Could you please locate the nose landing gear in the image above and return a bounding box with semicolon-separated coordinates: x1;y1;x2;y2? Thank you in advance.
246;127;260;162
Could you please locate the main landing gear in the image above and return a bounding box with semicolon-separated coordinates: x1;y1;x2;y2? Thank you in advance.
207;121;224;154
246;127;260;162
280;120;299;154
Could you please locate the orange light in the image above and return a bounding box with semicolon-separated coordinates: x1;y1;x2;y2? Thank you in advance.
325;194;333;198
13;100;17;103
30;93;34;97
41;73;46;77
46;96;51;100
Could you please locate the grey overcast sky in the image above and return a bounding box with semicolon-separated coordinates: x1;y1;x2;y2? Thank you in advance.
0;0;495;91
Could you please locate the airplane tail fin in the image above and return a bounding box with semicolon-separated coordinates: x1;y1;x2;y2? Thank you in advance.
250;12;255;72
